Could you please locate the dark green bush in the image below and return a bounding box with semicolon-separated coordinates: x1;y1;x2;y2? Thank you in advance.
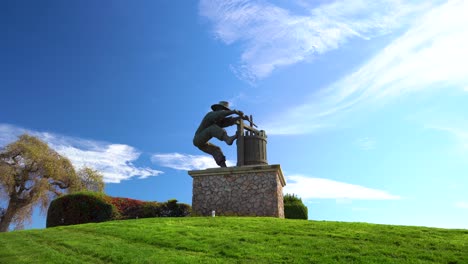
46;192;119;228
119;199;191;219
284;194;308;220
159;199;191;217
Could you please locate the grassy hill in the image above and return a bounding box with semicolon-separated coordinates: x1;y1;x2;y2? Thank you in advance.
0;217;466;263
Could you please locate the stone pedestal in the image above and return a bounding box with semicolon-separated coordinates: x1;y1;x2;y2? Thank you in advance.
188;164;286;218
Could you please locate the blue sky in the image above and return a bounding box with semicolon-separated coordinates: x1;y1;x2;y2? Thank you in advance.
1;0;467;230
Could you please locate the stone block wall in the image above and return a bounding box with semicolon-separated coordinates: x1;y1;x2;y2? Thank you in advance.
188;165;286;218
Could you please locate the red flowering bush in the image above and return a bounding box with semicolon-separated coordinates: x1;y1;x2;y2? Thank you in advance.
107;197;145;218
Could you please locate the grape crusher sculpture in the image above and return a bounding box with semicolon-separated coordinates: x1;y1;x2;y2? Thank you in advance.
193;101;267;168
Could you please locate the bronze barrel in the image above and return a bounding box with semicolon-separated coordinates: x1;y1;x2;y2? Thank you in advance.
243;130;268;165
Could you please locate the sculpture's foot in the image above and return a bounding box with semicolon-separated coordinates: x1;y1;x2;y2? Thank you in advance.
214;155;227;167
225;134;237;146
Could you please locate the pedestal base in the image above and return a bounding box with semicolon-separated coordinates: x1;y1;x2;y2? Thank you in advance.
188;164;286;218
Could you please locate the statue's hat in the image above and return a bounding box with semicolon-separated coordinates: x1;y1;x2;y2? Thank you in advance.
211;101;231;111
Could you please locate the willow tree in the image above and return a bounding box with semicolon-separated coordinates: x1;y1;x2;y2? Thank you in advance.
0;134;87;232
77;167;105;193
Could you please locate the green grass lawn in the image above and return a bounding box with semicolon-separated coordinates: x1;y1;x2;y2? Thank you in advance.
0;217;466;263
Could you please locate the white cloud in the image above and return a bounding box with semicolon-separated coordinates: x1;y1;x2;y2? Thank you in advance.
0;124;28;146
284;175;400;200
0;124;162;183
262;0;468;135
355;137;376;150
429;124;468;150
455;201;468;209
151;152;235;171
227;93;247;108
199;0;421;83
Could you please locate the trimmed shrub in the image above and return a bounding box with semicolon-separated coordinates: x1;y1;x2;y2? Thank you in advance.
158;199;191;217
137;202;161;218
46;192;119;228
284;194;308;220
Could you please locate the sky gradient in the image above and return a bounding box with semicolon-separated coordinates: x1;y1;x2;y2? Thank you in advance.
1;0;467;230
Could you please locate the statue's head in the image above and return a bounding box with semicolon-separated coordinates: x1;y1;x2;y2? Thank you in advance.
211;101;231;111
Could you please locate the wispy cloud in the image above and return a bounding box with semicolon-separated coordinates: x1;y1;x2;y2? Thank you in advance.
284;175;400;200
199;0;422;83
0;124;28;146
151;152;235;171
0;124;162;183
261;0;468;135
455;202;468;209
227;93;247;108
428;124;468;150
355;137;376;150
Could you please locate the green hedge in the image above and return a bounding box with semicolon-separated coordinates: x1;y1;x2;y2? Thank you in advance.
46;192;119;228
116;199;191;219
46;193;191;228
284;203;308;219
284;194;308;220
158;199;191;217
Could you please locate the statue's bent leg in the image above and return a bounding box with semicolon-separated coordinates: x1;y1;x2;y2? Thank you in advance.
207;125;237;145
197;142;227;167
193;126;234;167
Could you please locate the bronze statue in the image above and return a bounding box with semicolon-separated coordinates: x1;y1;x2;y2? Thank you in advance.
193;101;245;167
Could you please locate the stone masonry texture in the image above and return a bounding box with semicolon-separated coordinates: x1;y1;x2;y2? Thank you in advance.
188;165;286;218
